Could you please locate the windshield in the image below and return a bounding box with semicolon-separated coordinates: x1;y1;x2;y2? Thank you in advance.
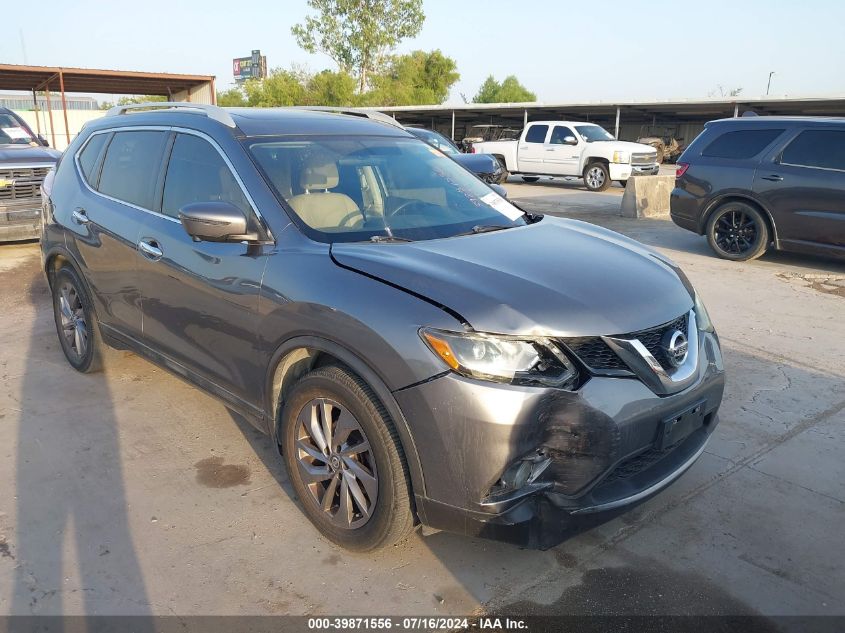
407;128;459;155
575;125;615;142
0;113;35;146
247;135;528;243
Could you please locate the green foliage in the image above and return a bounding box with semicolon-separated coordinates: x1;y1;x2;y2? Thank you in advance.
244;69;307;107
292;0;425;91
101;95;167;109
303;70;358;106
473;75;537;103
217;88;247;107
367;50;459;106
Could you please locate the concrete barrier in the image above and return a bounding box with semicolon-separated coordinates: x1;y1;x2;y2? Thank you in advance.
620;175;675;218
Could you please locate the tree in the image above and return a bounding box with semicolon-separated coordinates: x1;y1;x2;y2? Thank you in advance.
292;0;425;93
365;50;459;105
217;87;247;107
244;69;307;107
303;70;358;106
473;75;536;103
101;95;167;109
709;85;743;97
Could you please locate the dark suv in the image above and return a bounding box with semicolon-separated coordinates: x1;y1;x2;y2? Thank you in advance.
671;116;845;261
41;103;724;550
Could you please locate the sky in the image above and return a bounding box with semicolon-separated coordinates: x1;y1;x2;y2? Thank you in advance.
3;0;845;104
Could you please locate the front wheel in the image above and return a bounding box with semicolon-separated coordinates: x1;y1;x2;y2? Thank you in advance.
706;201;770;261
281;365;415;551
584;162;611;191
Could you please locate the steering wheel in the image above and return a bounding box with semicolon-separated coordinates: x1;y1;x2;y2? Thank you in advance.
337;209;367;228
386;199;439;219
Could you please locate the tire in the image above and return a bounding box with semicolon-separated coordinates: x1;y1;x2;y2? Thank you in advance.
583;162;611;191
705;201;770;261
280;365;414;551
521;176;540;183
617;179;628;189
51;266;105;373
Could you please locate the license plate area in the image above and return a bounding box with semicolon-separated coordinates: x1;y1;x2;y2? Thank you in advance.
658;400;706;450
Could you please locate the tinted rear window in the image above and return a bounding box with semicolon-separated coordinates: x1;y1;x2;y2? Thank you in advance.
98;131;167;209
701;128;784;159
780;129;845;171
77;133;108;185
524;125;548;143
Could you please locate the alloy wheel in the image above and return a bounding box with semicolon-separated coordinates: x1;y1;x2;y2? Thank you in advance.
58;282;88;360
714;209;758;255
586;166;606;189
294;397;378;529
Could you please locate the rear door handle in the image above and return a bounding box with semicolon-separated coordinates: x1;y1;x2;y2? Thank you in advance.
71;208;90;225
761;174;784;181
138;238;163;261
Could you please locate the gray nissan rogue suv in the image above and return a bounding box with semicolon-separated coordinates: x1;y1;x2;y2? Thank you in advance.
41;103;725;550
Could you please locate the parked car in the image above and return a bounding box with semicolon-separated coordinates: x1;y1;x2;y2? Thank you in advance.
0;107;61;241
41;103;724;551
473;121;659;191
671;116;845;261
405;126;507;183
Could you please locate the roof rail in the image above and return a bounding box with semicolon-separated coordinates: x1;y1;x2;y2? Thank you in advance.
104;102;236;128
293;106;404;129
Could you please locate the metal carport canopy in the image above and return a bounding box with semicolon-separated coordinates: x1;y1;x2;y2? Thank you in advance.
0;63;216;146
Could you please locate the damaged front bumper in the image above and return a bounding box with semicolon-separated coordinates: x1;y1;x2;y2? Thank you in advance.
395;330;725;549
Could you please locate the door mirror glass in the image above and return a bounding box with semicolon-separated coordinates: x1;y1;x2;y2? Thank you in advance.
179;201;255;242
563;135;578;145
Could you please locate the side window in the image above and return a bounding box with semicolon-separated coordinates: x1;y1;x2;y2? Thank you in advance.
524;125;549;144
162;133;250;219
701;129;785;160
77;133;108;186
550;126;575;144
98;131;167;209
780;129;845;171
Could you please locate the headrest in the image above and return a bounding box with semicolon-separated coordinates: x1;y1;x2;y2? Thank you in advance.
300;155;339;191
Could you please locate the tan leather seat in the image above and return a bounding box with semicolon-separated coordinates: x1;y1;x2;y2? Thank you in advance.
287;156;362;230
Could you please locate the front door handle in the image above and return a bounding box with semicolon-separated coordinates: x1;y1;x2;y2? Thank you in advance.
761;174;784;182
138;238;163;261
71;208;90;225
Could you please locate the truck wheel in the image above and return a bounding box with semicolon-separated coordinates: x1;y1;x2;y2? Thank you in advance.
705;201;769;261
584;163;610;191
521;176;540;183
617;180;628;189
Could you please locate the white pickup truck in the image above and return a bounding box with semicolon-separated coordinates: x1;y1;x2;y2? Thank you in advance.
472;121;659;191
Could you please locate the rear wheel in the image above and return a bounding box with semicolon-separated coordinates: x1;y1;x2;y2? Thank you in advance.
706;201;770;261
521;176;540;183
51;266;104;373
584;162;611;191
281;365;414;551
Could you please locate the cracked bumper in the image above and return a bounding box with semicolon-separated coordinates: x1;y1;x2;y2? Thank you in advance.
397;331;725;548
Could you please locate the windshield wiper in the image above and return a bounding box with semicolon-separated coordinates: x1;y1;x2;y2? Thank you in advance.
454;225;512;237
369;235;414;243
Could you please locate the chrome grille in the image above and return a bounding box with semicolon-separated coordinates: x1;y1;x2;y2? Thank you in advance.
631;152;657;165
0;167;50;202
561;313;689;373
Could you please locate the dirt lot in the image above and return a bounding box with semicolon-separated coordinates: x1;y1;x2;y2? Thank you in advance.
0;181;843;618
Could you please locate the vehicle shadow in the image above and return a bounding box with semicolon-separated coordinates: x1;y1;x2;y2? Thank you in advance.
9;258;153;623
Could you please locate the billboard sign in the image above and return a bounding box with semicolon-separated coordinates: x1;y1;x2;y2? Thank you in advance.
233;50;267;83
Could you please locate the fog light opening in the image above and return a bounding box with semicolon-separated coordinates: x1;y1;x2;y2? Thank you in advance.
494;450;553;495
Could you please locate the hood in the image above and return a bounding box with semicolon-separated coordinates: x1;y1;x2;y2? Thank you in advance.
331;216;693;337
0;145;61;164
605;140;658;155
451;153;500;173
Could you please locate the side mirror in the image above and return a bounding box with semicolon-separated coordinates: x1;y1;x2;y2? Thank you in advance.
563;135;578;146
38;135;49;147
179;201;256;243
490;183;508;198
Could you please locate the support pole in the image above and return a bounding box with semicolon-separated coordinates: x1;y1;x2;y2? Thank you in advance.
733;103;739;118
524;109;528;127
451;110;455;140
614;106;620;139
59;70;71;146
44;84;56;149
31;89;42;136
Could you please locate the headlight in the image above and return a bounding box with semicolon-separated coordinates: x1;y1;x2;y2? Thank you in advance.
694;293;714;332
612;151;630;164
420;328;578;388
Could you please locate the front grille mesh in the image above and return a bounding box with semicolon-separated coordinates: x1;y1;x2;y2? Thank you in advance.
0;167;49;202
561;313;689;373
632;152;657;165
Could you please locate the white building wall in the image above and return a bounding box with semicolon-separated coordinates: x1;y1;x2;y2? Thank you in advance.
14;109;106;151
